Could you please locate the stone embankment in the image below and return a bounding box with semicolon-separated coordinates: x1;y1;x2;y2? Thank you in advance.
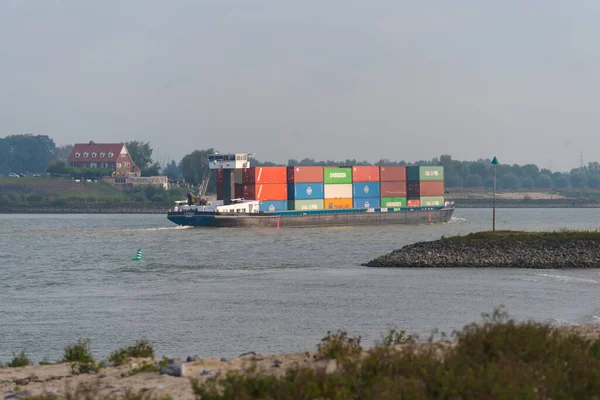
364;233;600;269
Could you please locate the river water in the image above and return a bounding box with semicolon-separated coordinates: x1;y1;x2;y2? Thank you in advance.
2;208;600;362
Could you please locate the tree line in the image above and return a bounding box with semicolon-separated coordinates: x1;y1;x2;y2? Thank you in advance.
1;134;597;191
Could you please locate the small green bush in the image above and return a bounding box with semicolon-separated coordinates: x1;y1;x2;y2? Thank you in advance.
316;330;362;361
26;193;43;202
109;338;155;366
39;357;54;365
63;338;98;374
378;328;413;347
8;351;31;367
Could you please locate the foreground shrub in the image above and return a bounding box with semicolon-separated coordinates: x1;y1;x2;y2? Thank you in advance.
109;338;155;366
63;338;98;375
8;351;31;367
192;308;600;399
316;330;362;361
22;381;173;400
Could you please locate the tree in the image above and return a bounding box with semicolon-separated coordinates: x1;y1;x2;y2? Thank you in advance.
588;175;600;189
499;173;521;190
125;141;154;171
46;160;69;175
164;160;181;179
521;176;534;189
0;134;56;174
142;162;161;177
180;149;215;190
553;174;569;189
535;174;553;189
55;145;73;161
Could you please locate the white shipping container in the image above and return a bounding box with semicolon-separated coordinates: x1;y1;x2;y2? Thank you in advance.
324;184;352;199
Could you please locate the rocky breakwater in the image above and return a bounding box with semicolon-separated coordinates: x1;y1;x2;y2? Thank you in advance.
363;230;600;269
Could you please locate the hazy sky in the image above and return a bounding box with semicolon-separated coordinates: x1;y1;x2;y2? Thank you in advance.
2;1;598;171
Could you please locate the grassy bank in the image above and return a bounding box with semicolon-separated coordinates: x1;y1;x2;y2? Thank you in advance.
443;229;600;243
3;309;600;399
0;177;187;208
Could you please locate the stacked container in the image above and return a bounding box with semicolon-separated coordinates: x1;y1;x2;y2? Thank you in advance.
352;166;380;208
287;166;325;211
323;167;353;209
379;166;407;208
406;166;445;206
216;169;243;200
242;167;288;211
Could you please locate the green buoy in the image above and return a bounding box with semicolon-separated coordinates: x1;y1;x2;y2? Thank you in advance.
132;248;143;261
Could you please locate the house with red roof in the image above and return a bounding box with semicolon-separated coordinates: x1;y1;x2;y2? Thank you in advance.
67;141;141;177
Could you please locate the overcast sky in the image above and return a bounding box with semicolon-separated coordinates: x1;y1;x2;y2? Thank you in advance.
2;0;598;171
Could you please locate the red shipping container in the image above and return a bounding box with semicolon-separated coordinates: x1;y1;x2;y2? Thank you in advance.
352;166;380;182
216;169;224;183
243;167;287;184
379;166;407;182
407;181;445;198
235;183;244;199
407;199;421;207
287;166;324;183
380;181;407;197
217;182;224;200
243;184;288;201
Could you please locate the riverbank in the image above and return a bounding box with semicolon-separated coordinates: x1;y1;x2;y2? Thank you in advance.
2;318;600;399
0;205;168;214
364;230;600;268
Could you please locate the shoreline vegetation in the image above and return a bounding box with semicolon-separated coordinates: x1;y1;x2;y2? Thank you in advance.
364;229;600;269
2;309;600;399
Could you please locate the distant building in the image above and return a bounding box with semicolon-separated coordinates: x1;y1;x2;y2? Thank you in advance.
102;176;169;190
67;141;141;177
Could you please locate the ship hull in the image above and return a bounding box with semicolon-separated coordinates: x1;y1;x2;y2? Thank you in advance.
167;207;454;228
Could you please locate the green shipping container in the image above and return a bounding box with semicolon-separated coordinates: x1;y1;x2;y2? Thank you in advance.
323;167;352;184
419;196;445;206
380;197;407;208
288;199;325;211
407;166;444;181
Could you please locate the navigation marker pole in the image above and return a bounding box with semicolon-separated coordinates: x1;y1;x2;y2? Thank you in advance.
132;248;143;261
491;156;499;232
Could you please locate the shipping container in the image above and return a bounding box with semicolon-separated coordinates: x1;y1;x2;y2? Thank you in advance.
379;181;407;197
243;166;287;184
287;183;325;200
353;197;381;209
216;169;243;183
379;166;407;182
419;196;445;206
217;183;224;200
287;166;324;183
234;183;243;198
324;198;353;209
288;199;325;211
324;183;352;199
407;199;421;207
259;200;288;212
352;182;380;198
323;167;352;184
407;166;444;181
406;181;445;197
380;197;407;208
243;184;287;201
352;166;380;182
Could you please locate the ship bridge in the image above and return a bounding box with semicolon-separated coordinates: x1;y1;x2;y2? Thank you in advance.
208;153;251;170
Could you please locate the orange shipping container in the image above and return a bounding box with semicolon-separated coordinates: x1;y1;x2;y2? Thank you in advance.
407;199;420;207
379;166;407;182
324;198;353;209
243;184;288;201
243;167;287;184
352;166;380;182
380;181;407;197
287;166;324;183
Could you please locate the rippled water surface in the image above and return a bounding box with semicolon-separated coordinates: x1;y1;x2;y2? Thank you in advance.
2;208;600;361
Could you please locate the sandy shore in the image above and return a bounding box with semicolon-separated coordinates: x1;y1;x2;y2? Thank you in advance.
2;323;600;399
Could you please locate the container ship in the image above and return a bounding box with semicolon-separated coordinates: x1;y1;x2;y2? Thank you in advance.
166;153;454;228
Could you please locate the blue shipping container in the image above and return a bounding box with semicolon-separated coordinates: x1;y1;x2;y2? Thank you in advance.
353;197;381;209
259;200;288;212
288;183;325;200
352;182;380;198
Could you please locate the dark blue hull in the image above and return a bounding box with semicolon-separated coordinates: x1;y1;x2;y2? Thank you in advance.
167;207;454;228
